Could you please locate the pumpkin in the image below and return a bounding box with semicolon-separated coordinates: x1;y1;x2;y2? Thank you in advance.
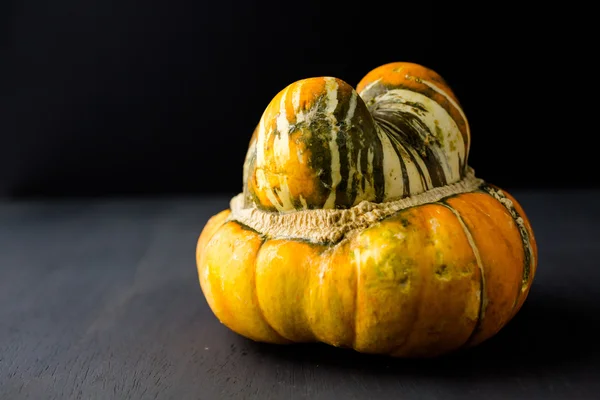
196;62;537;358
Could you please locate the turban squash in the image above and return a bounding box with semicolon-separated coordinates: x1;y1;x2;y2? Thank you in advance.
196;62;537;358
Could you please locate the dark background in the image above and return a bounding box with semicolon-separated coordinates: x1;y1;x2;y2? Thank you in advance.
1;1;591;198
3;3;600;398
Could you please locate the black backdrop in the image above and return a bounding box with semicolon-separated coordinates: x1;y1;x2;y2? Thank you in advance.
1;1;591;198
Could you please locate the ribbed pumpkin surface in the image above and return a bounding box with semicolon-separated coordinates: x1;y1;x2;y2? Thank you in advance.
196;62;537;358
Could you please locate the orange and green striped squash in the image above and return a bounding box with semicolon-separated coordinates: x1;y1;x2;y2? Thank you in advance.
196;62;538;358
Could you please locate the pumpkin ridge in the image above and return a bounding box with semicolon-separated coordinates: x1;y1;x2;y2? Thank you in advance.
371;99;446;188
386;212;427;356
376;124;410;197
480;185;534;290
196;210;231;267
251;238;292;343
352;241;360;349
368;88;465;189
374;119;430;191
200;222;255;338
436;201;487;348
196;211;232;329
479;184;536;320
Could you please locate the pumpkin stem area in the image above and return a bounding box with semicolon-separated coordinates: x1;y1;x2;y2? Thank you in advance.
229;167;483;244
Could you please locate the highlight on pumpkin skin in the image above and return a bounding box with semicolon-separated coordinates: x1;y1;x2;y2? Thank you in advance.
244;62;472;212
351;204;482;357
199;220;291;344
254;238;324;342
304;240;356;347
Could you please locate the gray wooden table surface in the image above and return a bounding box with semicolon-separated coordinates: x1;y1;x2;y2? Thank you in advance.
1;192;599;399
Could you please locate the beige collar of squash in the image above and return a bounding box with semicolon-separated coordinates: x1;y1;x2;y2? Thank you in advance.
228;167;484;243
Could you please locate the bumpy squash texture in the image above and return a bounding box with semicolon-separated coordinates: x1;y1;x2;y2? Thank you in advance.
196;62;537;358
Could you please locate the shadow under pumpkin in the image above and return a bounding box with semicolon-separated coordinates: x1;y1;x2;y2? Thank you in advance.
227;290;599;376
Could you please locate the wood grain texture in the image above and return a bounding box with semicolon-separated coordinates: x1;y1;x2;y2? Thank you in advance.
1;193;600;399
